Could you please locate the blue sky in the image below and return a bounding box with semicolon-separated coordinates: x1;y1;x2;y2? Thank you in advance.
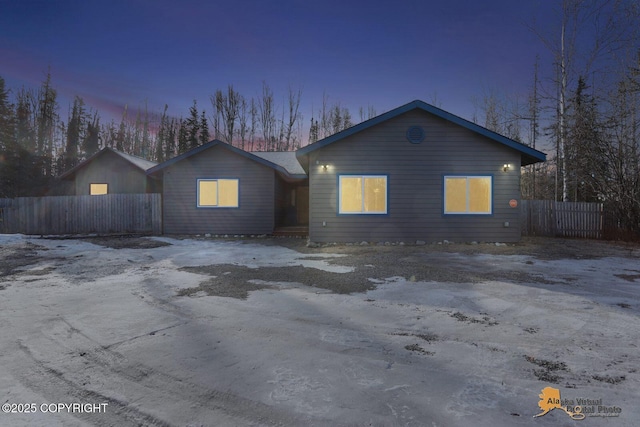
1;0;555;136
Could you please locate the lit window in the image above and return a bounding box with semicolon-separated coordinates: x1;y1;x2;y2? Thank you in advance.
444;176;492;214
90;183;108;195
197;179;239;207
339;175;387;214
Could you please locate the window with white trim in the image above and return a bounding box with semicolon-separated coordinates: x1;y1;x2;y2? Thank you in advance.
197;179;239;207
339;175;387;214
444;176;492;214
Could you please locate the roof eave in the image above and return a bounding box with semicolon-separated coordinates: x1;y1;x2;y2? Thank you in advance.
522;152;547;166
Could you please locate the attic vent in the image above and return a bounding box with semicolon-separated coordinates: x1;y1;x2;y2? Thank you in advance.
406;126;425;144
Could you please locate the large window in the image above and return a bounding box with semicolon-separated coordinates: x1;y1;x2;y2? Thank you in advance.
197;179;239;208
444;176;492;214
90;183;108;195
339;175;387;214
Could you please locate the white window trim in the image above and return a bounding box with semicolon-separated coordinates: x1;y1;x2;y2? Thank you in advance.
443;175;492;215
197;178;239;208
338;175;388;215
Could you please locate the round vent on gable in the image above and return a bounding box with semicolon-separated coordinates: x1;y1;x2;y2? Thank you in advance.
406;126;425;144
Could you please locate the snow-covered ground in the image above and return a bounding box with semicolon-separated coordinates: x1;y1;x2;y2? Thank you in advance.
0;234;638;426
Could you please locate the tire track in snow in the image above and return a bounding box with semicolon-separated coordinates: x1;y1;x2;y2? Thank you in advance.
13;317;317;427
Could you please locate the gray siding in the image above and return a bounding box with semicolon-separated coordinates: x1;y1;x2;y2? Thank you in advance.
75;151;149;195
162;145;275;234
308;109;522;243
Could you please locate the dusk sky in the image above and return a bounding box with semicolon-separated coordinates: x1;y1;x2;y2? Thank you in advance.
1;0;559;141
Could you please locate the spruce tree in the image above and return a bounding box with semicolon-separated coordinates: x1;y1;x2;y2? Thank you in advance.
165;118;176;159
64;96;85;171
199;110;209;146
177;118;188;154
186;101;200;149
155;105;168;163
83;112;100;158
36;71;57;178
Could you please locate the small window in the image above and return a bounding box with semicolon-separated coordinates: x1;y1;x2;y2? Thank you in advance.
339;175;387;214
197;179;239;207
444;176;492;214
90;183;108;195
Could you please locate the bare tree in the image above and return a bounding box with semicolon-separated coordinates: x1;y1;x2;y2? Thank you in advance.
475;87;524;141
596;59;640;233
428;92;443;108
258;81;276;150
358;104;377;122
249;98;257;151
482;91;502;134
311;94;355;141
319;93;331;139
212;85;241;144
237;96;249;150
283;86;302;150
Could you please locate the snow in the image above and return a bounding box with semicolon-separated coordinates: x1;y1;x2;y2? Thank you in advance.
0;234;30;245
0;235;638;426
150;236;353;272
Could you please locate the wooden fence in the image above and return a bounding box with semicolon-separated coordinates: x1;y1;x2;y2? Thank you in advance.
0;194;162;235
521;200;604;239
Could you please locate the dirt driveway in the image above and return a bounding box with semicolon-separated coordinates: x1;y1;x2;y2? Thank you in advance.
0;235;638;426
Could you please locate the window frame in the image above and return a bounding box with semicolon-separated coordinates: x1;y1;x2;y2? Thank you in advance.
443;175;493;215
196;178;240;208
337;174;388;215
89;183;108;195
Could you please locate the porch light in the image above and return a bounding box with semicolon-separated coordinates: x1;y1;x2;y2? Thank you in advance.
503;163;511;172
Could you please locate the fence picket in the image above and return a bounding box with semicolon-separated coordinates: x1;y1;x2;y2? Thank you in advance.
521;200;604;239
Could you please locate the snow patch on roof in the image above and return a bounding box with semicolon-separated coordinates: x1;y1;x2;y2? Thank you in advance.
250;151;306;176
111;150;157;171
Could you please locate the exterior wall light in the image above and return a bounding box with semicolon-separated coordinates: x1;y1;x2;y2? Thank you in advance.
503;163;511;172
316;160;328;170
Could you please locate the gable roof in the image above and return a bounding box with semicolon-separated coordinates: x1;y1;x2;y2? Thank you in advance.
296;100;547;166
147;140;307;180
59;147;157;180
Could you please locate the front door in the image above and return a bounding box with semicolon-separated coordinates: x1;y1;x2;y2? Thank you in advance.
296;186;309;225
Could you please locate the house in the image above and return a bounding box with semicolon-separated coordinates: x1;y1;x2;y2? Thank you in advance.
147;140;308;235
50;100;545;241
57;147;159;195
296;100;546;243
